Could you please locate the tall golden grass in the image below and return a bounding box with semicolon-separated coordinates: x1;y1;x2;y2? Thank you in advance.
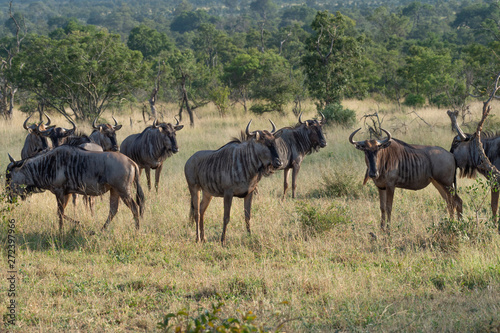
0;100;499;332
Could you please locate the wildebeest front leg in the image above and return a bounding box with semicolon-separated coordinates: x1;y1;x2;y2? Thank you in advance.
102;190;119;230
385;187;395;231
220;191;234;246
56;193;71;232
282;168;290;199
244;191;254;234
199;191;213;242
291;164;301;199
155;163;164;193
145;167;152;191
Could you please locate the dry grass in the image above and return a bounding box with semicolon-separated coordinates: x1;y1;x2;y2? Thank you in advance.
1;101;500;332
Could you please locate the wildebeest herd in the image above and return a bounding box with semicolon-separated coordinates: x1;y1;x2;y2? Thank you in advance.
5;111;500;245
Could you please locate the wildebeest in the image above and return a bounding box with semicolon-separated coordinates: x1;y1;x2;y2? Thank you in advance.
120;118;184;192
349;128;462;231
21;113;55;159
448;110;500;232
273;112;327;198
184;120;282;245
6;144;145;231
89;116;122;152
39;116;77;147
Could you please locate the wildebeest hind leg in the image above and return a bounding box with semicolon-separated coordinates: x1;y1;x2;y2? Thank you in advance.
120;193;140;230
491;188;499;229
431;180;460;219
199;191;213;242
189;186;201;242
102;190;119;230
145;167;152;191
244;191;254;234
291;164;301;199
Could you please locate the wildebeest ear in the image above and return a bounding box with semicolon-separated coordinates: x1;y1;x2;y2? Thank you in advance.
380;140;392;149
114;124;123;131
255;131;260;141
8;153;15;163
174;125;184;131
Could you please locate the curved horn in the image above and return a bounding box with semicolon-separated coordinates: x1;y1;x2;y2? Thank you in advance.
245;119;253;136
152;119;158;128
8;153;15;163
67;117;76;133
44;112;51;126
112;115;118;127
23;115;32;130
298;112;304;124
320;112;326;124
269;119;276;133
378;128;392;145
174;116;180;126
348;128;362;145
37;121;49;134
92;116;99;129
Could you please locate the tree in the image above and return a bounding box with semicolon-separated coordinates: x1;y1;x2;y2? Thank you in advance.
0;3;26;119
127;25;173;59
11;28;148;120
302;10;364;109
250;51;299;114
223;52;260;113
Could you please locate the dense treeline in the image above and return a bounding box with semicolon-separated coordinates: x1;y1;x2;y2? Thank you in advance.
0;0;499;125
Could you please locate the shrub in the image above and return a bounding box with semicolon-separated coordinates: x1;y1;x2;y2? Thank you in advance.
404;93;425;107
296;201;351;237
320;103;356;127
309;170;376;199
250;103;274;115
158;301;291;332
429;93;449;108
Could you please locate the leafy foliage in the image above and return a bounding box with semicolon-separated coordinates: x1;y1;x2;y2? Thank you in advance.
296;201;351;237
320;103;356;127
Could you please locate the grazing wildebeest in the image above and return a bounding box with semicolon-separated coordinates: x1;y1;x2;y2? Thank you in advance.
21;113;55;159
184;120;282;245
448;110;500;232
6;144;145;231
120;118;184;192
39;116;77;147
273;112;327;198
89;116;122;152
349;128;462;232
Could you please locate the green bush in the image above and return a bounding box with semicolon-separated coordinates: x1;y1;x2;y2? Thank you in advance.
320;103;356;127
429;93;449;108
309;170;376;199
158;301;290;332
250;103;274;115
296;201;351;237
404;93;425;107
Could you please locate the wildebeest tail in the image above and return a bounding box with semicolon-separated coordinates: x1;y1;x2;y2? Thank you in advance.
134;166;145;217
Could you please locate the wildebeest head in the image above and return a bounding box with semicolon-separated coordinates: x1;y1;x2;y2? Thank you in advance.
246;120;282;170
22;113;55;153
349;128;392;179
298;112;327;150
151;118;184;154
5;154;31;201
39;116;77;147
91;116;122;151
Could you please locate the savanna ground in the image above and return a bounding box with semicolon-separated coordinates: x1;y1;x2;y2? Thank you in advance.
0;100;499;332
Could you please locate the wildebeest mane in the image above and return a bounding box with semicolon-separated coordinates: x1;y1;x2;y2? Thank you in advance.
62;132;92;147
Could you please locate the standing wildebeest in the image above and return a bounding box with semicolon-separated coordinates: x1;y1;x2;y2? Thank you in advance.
39;116;77;147
6;144;145;231
185;120;282;245
448;110;500;232
273;112;327;198
349;128;462;231
120;118;184;192
21;113;55;159
89;116;122;152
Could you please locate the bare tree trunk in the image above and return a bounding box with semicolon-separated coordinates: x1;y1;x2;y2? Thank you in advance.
149;87;158;119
